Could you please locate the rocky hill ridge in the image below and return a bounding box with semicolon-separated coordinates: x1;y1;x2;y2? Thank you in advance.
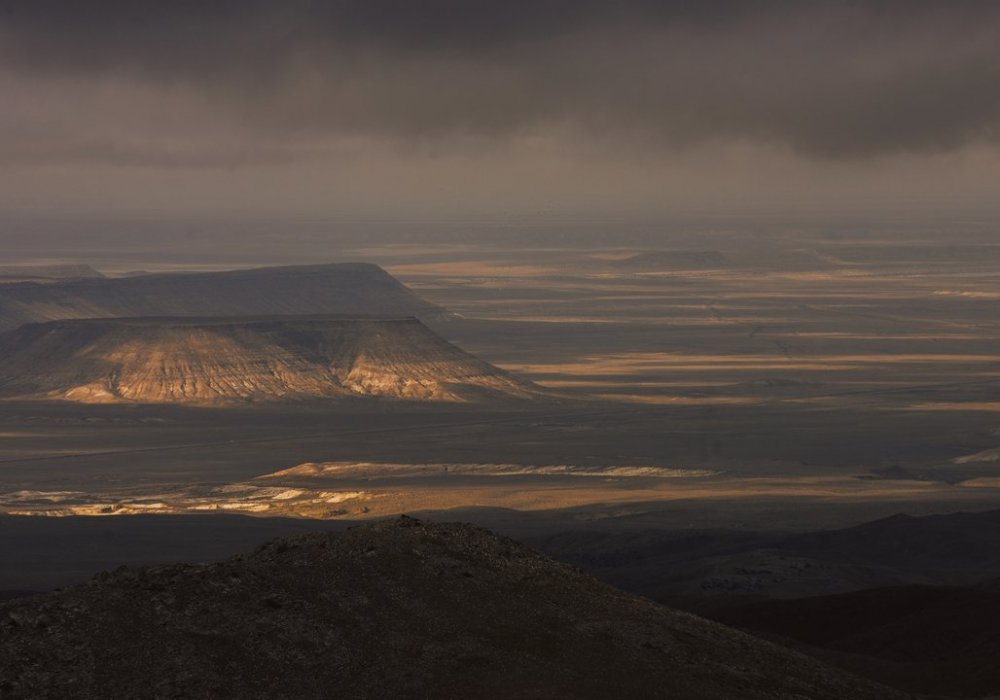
0;517;910;699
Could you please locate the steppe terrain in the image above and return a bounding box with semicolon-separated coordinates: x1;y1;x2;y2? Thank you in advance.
3;231;1000;696
3;231;1000;542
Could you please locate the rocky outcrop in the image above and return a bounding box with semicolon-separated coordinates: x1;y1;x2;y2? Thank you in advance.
0;517;911;700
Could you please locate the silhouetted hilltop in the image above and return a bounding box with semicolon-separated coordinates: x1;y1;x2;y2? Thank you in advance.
0;517;909;700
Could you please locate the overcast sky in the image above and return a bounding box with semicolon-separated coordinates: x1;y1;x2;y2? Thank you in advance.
2;1;999;224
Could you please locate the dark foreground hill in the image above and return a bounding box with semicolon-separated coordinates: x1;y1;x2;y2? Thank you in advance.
712;581;1000;698
0;517;908;700
0;263;442;331
0;315;535;404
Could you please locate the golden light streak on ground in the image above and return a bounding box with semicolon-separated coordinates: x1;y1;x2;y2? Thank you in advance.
907;402;1000;412
592;394;759;405
386;261;557;276
6;467;995;521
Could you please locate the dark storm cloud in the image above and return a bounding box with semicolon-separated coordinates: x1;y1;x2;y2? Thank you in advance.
0;1;760;53
2;0;1000;160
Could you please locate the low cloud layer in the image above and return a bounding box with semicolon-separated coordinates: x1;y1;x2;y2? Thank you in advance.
3;1;1000;160
1;2;999;220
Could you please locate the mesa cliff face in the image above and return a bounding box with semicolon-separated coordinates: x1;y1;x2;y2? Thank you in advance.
0;263;442;332
0;518;910;700
0;316;535;404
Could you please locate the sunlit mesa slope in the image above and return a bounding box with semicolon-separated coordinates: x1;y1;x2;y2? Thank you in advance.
0;316;536;404
0;263;443;331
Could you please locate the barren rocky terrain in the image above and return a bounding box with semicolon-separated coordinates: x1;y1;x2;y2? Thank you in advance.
0;517;909;700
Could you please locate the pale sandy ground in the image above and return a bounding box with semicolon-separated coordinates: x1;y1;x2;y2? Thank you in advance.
4;460;999;522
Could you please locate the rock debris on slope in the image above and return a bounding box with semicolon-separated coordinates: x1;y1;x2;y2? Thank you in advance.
0;517;913;699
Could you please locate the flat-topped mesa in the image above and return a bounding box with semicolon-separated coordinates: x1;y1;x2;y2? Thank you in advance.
0;262;444;331
0;315;537;404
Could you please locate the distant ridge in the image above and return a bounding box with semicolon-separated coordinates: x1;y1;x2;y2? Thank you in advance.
612;250;729;269
0;263;443;331
0;315;536;404
0;264;104;283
